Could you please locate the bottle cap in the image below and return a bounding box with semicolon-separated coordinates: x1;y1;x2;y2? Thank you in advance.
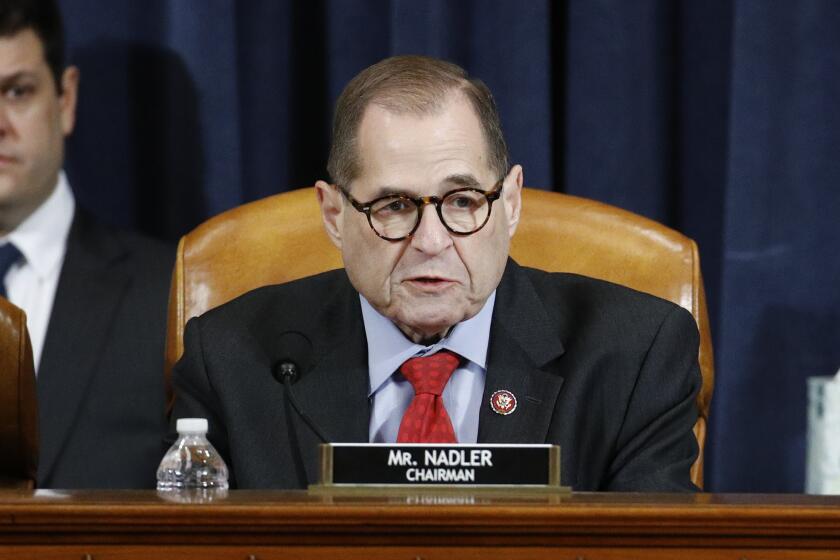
176;418;208;434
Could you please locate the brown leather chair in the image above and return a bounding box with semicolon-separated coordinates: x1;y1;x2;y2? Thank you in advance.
0;297;38;489
166;187;714;488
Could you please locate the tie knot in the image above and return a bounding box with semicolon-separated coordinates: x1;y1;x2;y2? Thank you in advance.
399;350;460;396
0;243;23;298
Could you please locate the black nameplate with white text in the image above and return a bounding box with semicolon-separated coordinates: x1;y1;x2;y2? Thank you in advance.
318;443;560;487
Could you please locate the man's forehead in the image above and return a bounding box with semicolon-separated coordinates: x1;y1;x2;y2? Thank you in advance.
361;88;474;128
358;173;485;201
0;29;48;75
353;95;492;190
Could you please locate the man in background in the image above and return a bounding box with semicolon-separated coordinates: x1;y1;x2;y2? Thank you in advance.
0;0;172;488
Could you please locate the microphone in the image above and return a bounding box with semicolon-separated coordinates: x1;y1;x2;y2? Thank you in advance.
270;331;328;443
271;331;313;384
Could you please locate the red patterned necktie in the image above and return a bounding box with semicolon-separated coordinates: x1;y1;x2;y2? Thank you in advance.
397;350;460;443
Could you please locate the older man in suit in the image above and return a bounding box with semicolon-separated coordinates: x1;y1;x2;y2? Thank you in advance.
0;0;172;488
172;55;701;491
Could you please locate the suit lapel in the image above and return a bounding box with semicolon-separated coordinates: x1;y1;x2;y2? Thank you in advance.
37;211;131;483
478;260;566;443
285;280;370;484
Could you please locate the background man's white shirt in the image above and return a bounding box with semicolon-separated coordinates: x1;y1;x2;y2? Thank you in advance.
1;172;74;371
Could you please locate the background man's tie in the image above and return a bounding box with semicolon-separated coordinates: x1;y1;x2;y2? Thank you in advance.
0;243;22;299
397;350;460;443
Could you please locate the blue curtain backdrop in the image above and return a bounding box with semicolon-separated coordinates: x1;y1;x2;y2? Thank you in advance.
57;0;840;493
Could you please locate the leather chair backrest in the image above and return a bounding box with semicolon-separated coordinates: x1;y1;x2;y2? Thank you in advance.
0;297;38;489
166;187;714;488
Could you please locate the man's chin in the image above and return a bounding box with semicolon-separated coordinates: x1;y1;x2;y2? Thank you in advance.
0;175;17;194
0;184;19;208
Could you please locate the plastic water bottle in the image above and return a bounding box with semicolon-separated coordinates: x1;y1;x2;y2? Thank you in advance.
156;418;229;493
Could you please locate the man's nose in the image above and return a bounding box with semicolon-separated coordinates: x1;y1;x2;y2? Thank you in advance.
409;204;453;254
0;105;10;138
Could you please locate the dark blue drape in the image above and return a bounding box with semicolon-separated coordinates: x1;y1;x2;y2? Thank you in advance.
58;0;840;493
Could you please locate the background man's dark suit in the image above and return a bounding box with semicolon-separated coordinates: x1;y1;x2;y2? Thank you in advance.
36;209;173;488
172;260;701;492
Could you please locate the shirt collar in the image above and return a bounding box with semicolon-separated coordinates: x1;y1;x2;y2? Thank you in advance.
3;171;75;280
361;291;496;397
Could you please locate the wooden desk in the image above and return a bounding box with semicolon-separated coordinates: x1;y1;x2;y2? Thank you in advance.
0;490;838;559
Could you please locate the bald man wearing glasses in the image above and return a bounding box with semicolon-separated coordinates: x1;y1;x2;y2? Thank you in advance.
171;55;701;492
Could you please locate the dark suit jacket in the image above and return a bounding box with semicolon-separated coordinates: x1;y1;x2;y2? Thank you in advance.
36;209;173;488
171;259;701;491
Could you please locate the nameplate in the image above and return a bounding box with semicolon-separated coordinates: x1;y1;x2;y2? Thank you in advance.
316;443;561;487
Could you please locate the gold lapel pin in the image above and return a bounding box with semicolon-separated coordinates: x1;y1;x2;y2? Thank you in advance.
490;389;517;415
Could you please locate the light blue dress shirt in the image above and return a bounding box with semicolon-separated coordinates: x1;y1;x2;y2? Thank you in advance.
362;292;495;444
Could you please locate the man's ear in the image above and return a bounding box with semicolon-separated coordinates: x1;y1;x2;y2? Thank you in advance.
315;180;344;250
59;66;79;136
502;164;523;238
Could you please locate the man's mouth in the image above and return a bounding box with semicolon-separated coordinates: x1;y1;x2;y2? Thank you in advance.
405;275;456;290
